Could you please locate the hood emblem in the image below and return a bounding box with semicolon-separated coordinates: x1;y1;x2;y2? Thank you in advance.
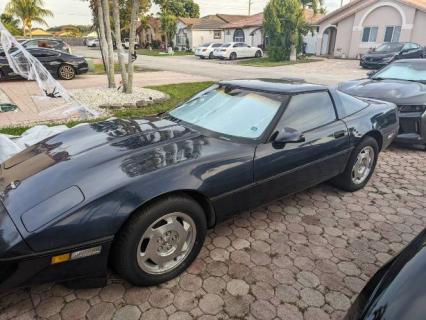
9;180;20;190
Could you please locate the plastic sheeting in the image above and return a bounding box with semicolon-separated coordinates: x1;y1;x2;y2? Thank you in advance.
0;21;99;118
0;125;70;163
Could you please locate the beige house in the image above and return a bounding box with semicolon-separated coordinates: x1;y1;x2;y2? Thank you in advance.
316;0;426;58
222;9;323;54
175;14;247;51
137;17;165;47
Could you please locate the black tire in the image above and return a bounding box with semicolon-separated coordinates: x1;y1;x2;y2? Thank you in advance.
112;195;207;286
209;52;214;59
255;50;262;58
230;52;237;60
330;136;379;192
58;64;76;80
0;70;5;81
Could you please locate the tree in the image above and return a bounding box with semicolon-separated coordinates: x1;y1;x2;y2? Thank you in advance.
300;0;324;13
112;0;128;92
0;13;21;35
5;0;53;37
101;0;116;88
154;0;199;50
264;0;309;61
126;0;140;94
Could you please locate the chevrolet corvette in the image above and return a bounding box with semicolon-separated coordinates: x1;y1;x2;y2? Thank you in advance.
0;79;399;290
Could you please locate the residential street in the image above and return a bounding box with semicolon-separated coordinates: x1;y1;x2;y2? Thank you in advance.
74;47;367;85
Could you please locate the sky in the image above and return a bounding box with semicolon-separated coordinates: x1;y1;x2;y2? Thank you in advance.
0;0;350;28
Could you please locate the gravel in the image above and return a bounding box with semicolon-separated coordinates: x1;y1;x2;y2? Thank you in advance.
70;87;169;112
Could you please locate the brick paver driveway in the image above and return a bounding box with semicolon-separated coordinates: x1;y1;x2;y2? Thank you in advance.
1;146;425;320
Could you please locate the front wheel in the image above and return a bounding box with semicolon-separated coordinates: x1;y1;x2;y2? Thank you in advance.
330;136;379;192
58;64;76;80
112;195;207;286
209;52;214;59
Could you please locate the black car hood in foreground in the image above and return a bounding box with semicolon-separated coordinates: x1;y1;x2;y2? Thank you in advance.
339;79;426;105
1;116;254;252
345;228;426;320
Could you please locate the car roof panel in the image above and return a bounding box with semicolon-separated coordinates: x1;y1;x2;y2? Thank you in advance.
218;79;328;94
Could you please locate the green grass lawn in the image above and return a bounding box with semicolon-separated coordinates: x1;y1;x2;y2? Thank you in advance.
238;57;322;67
136;49;193;57
0;81;214;136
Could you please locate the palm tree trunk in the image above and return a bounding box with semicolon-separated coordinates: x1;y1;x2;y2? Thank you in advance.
112;0;128;92
102;0;116;88
126;0;140;94
96;0;113;87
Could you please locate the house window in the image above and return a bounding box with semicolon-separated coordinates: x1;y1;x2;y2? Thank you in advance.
362;26;378;42
233;29;245;42
384;26;401;42
214;30;221;39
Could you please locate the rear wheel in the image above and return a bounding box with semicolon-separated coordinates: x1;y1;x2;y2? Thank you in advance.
230;52;237;60
331;136;379;192
209;52;214;59
112;195;207;286
58;64;76;80
255;50;262;58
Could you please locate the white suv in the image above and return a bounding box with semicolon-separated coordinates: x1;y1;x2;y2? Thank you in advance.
195;43;223;59
213;42;263;60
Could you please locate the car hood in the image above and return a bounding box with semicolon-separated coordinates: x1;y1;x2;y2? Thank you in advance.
339;79;426;105
0;116;204;223
345;228;426;320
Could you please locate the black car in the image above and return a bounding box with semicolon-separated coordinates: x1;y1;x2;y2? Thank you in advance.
0;47;89;80
360;42;424;69
345;228;426;320
0;79;398;290
339;59;426;147
20;38;72;54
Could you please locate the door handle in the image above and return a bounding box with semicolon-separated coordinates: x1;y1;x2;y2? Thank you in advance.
333;130;346;138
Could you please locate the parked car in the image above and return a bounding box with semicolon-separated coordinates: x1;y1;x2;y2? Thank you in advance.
0;47;89;81
213;42;263;60
360;42;424;69
340;59;426;147
0;79;398;290
19;38;72;54
195;43;223;59
86;38;100;48
344;227;426;320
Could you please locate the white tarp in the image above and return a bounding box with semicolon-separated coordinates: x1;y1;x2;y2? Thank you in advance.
0;125;70;163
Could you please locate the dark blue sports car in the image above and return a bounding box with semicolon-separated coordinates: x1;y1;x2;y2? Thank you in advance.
0;79;399;290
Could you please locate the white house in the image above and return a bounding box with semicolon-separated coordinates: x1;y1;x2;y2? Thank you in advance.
315;0;426;58
175;14;248;51
222;10;324;54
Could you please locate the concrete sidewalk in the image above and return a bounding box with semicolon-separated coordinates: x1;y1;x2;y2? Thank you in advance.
0;71;213;128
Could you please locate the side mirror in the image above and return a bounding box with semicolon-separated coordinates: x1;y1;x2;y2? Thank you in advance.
274;127;305;144
367;70;376;78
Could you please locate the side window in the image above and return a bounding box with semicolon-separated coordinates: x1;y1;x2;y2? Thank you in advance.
277;92;336;133
336;91;368;118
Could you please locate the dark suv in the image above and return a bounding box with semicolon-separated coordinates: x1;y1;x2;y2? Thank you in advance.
360;42;424;69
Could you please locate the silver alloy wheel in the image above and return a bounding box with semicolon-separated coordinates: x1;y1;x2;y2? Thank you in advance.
351;146;374;184
59;65;75;80
136;212;196;275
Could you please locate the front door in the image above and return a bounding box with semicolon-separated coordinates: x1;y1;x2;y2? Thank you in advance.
252;91;350;206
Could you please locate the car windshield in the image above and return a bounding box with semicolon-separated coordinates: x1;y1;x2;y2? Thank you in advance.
373;62;426;83
374;43;403;53
169;87;285;139
201;43;211;47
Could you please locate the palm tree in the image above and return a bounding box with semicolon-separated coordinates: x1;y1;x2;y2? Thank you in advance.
5;0;53;37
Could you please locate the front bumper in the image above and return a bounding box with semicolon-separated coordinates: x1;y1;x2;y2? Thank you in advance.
360;60;389;69
395;111;426;145
77;62;89;75
0;239;112;291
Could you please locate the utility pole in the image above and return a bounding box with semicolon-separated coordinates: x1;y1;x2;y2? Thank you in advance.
249;0;253;15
